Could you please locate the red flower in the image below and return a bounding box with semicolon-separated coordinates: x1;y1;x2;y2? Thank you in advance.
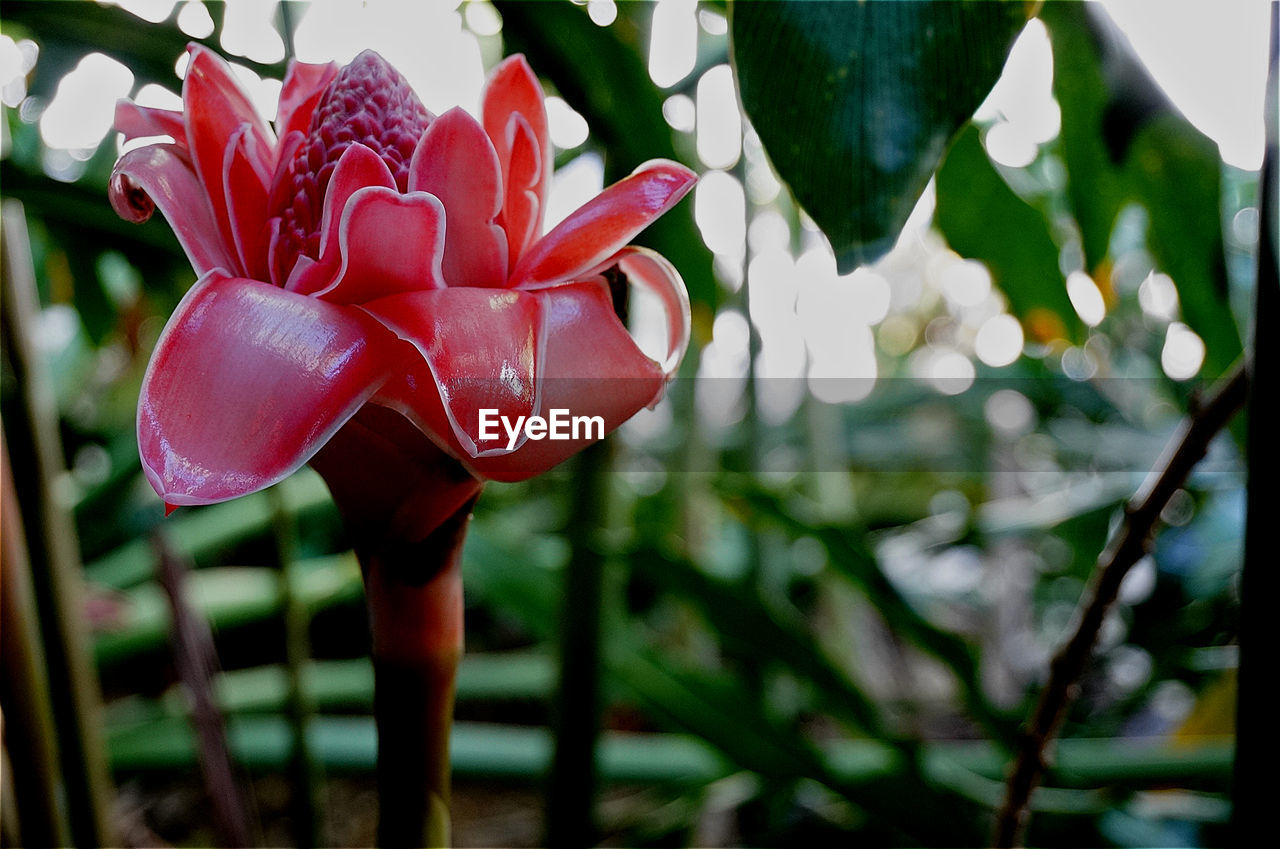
111;46;694;508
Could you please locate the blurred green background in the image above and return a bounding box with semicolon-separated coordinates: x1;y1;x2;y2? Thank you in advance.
0;1;1265;846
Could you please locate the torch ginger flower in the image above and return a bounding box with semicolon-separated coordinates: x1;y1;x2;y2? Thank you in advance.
110;45;694;513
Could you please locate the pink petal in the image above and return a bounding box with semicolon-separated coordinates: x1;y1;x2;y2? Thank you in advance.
467;279;667;482
360;288;543;459
223;124;272;281
482;55;551;255
507;160;697;288
284;142;395;295
109;143;238;276
138;270;402;506
613;246;691;375
115;101;187;148
497;114;541;271
183;45;275;273
275;58;339;141
310;187;448;304
408;107;507;287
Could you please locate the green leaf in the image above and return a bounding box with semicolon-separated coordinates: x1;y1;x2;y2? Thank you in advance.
633;545;889;738
721;479;1015;745
1127;116;1241;377
731;0;1027;271
1042;2;1243;377
935;125;1083;342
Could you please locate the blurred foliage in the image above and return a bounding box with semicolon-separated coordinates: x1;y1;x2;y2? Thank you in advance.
0;1;1255;847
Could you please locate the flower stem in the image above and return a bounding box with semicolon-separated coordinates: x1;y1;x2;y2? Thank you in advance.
364;533;466;849
311;405;482;848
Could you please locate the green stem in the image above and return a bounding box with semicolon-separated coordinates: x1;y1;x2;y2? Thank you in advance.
545;437;612;848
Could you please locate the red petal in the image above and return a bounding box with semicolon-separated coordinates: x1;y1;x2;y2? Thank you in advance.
275;58;339;140
310;187;448;303
468;279;667;482
408;107;507;287
138;271;401;505
223;124;272;281
507;160;696;288
109;144;238;276
613;246;691;375
497;114;541;271
183;45;275;274
482;55;551;256
360;288;543;459
115;101;186;147
284;142;394;295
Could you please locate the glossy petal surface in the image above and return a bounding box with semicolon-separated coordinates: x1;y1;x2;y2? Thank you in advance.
139;272;401;505
467;279;665;481
508;160;696;288
362;288;542;459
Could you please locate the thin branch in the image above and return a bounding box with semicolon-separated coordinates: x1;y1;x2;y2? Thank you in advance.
993;358;1250;848
154;533;254;849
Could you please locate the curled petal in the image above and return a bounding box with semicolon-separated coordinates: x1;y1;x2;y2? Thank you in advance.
361;288;543;459
115;101;187;148
612;246;691;375
482;54;551;248
276;58;340;140
508;160;697;288
311;187;448;304
138;271;403;506
408;107;507;287
223;124;272;281
183;45;275;268
466;279;666;481
109;144;238;276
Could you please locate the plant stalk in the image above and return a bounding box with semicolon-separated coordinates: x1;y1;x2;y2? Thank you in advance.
1233;4;1278;838
1;200;114;846
310;404;482;848
365;544;465;849
993;359;1249;847
546;437;613;848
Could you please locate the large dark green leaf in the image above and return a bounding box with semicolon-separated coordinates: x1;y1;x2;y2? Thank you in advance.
731;0;1027;272
935;125;1083;342
1042;2;1243;377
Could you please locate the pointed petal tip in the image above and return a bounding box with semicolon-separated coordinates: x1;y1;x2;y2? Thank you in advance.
165;502;179;517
